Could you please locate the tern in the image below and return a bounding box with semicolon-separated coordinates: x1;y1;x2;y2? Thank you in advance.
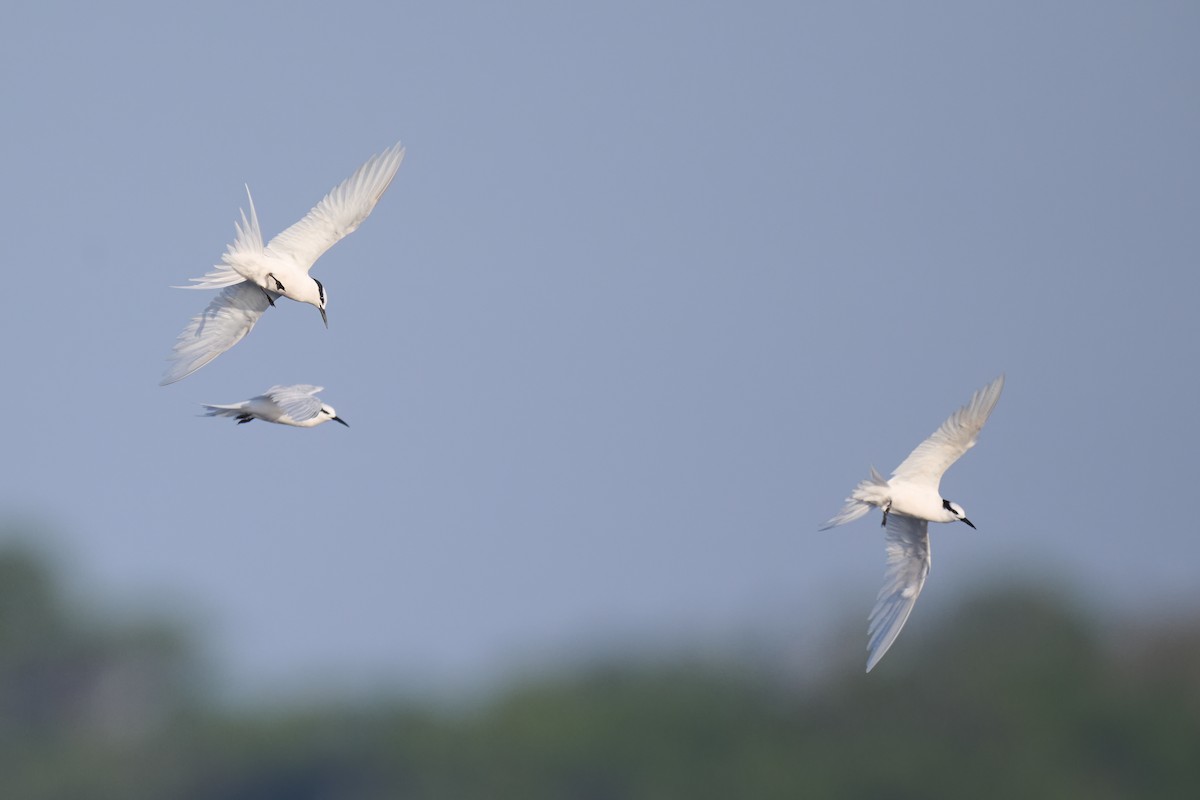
202;385;349;428
821;374;1005;671
160;141;406;385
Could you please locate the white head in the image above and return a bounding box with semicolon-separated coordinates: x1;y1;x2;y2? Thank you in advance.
942;499;975;529
320;404;348;427
291;277;329;327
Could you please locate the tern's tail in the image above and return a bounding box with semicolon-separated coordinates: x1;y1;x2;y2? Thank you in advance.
201;402;249;418
173;186;265;290
819;467;891;530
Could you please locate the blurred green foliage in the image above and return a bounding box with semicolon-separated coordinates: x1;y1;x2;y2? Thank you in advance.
1;543;1197;799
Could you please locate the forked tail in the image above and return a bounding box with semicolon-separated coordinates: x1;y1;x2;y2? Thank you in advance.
200;403;248;418
173;186;265;290
819;467;891;530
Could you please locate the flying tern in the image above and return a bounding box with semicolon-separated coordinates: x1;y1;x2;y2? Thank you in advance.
821;374;1005;671
160;141;406;385
202;384;348;428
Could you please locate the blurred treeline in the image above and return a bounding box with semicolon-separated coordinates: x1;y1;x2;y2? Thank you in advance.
2;544;1198;800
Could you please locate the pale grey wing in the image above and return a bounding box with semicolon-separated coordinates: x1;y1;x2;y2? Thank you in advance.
263;384;326;422
160;282;275;385
866;513;931;672
889;374;1005;488
264;142;406;270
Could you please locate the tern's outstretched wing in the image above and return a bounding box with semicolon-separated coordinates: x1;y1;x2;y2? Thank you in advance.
265;142;405;271
264;385;325;422
160;282;275;385
889;375;1005;488
866;512;931;672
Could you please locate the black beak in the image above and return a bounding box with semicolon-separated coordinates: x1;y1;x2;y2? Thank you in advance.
332;416;349;427
319;307;329;329
960;517;976;529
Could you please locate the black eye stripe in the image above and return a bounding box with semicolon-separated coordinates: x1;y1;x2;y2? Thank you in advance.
942;499;953;511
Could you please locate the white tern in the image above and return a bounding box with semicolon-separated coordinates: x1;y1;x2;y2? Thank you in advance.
202;384;348;428
821;375;1005;671
160;141;405;385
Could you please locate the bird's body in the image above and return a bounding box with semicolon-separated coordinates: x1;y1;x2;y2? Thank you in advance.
160;141;406;385
214;221;326;310
822;374;1005;671
202;384;348;428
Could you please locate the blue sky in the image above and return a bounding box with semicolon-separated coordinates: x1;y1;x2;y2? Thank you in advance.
1;1;1197;697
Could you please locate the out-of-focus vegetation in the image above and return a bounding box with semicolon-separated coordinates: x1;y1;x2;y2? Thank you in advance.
2;542;1198;799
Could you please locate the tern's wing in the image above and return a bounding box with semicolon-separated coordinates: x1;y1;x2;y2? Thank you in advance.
263;385;326;422
160;282;275;385
866;513;931;672
265;142;405;270
889;374;1005;488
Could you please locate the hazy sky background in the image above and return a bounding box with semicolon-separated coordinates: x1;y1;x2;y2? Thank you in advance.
1;1;1197;698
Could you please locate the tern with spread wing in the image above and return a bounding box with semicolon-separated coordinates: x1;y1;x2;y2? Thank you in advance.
202;385;348;428
821;374;1005;671
160;141;405;385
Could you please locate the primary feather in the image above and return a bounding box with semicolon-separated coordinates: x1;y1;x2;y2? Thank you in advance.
890;375;1005;488
266;142;406;271
263;384;326;423
866;513;931;672
161;282;274;385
